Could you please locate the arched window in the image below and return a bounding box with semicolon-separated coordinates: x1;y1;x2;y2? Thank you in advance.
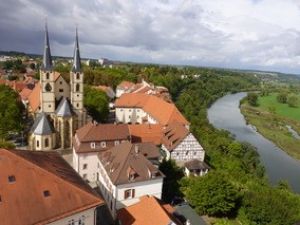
76;84;80;92
36;140;39;148
45;83;52;92
76;73;80;80
45;138;49;148
46;73;49;79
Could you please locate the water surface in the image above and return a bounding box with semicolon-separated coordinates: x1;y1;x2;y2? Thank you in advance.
208;92;300;192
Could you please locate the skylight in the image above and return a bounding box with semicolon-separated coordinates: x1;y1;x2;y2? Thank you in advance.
8;175;16;183
43;190;51;197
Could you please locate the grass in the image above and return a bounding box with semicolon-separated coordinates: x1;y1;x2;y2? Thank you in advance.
241;94;300;160
258;93;300;121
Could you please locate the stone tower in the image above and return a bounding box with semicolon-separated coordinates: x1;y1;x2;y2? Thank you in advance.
40;23;56;113
70;28;86;128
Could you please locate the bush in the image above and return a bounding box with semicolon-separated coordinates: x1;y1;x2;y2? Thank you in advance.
287;95;298;108
247;93;258;106
277;92;287;104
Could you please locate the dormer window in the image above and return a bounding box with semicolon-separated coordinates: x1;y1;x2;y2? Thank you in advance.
8;175;16;183
101;142;106;148
114;140;120;146
90;142;96;149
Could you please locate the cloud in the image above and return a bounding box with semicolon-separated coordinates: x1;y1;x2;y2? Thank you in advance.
0;0;300;73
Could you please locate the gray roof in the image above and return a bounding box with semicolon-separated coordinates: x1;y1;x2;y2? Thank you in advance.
31;113;55;135
72;28;81;72
41;23;53;71
55;97;74;117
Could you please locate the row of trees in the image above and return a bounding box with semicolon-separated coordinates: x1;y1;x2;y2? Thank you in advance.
277;92;299;108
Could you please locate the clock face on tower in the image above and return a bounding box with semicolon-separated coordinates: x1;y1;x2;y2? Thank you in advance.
45;83;52;92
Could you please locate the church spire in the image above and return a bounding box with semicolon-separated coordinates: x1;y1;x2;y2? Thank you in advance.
72;27;81;72
42;22;53;71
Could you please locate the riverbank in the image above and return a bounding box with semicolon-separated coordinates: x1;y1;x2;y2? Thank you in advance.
240;98;300;160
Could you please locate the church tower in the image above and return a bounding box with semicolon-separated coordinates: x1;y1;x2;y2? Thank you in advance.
40;23;56;113
70;28;86;128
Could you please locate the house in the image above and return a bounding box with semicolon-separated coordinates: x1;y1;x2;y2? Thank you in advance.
73;122;131;184
117;195;183;225
184;159;210;176
161;122;205;162
115;93;189;127
0;148;104;225
97;142;164;218
116;81;135;98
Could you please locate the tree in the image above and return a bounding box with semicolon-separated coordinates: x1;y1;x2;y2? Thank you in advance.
247;93;258;106
84;86;109;122
277;92;287;104
287;95;298;108
183;172;240;216
0;85;24;139
159;159;184;203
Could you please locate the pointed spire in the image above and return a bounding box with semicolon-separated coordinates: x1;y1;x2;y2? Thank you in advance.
72;27;81;72
42;22;53;71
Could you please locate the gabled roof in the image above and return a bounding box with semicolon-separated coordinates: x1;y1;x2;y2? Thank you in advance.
31;113;55;135
115;93;189;126
98;142;163;185
28;83;40;112
184;159;210;171
76;122;130;142
129;124;163;145
19;87;32;101
56;97;74;117
117;195;182;225
161;122;190;151
0;148;104;225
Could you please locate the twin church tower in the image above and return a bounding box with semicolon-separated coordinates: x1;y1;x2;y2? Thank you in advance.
29;24;87;151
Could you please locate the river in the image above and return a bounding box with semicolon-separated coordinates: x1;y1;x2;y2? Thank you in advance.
207;92;300;193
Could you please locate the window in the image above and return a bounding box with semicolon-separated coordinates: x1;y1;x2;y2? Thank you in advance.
101;142;106;148
77;94;79;97
43;190;51;197
83;164;88;170
8;175;16;183
48;104;51;108
114;140;120;146
90;142;95;149
76;83;80;92
76;73;80;80
124;189;135;199
36;140;39;148
77;103;79;107
46;73;49;79
59;89;63;92
45;83;52;92
44;138;49;148
59;81;62;84
68;219;75;225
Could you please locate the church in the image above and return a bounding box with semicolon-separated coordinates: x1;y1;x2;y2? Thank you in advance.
28;25;87;151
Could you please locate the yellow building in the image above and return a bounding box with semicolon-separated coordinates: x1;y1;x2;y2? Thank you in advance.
29;25;87;150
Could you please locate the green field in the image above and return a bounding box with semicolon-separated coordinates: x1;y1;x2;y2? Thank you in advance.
258;93;300;121
241;93;300;160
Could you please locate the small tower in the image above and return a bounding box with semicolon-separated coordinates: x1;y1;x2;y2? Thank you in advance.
70;28;85;128
40;23;56;113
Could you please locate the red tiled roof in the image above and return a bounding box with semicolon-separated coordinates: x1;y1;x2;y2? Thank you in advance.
115;93;189;126
117;81;135;90
117;195;182;225
0;148;104;225
19;87;33;101
129;124;163;145
28;83;40;112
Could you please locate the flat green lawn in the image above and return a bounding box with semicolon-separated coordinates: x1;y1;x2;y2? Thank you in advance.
258;93;300;121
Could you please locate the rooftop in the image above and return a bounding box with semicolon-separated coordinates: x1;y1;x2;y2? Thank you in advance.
0;148;104;225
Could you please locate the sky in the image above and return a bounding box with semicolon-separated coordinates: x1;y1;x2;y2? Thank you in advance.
1;0;300;74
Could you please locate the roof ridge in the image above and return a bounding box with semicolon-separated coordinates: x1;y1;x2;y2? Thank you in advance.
112;143;133;184
7;149;102;205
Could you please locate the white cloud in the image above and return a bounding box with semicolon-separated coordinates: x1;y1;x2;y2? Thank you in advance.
0;0;300;73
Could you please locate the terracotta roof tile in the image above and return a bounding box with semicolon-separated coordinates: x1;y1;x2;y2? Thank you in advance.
0;149;104;225
117;195;182;225
98;142;163;185
117;81;135;90
129;124;163;145
28;83;40;112
19;87;33;100
115;93;189;126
